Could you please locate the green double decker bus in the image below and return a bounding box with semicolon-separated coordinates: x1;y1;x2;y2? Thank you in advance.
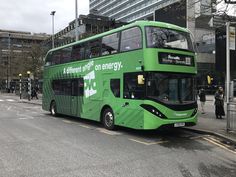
42;21;197;130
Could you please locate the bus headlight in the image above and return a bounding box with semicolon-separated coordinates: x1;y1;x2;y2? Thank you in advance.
191;108;198;117
140;104;167;119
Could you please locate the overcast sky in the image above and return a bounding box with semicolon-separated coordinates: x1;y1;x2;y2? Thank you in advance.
0;0;235;34
0;0;89;34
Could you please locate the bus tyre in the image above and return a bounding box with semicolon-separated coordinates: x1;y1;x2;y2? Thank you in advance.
102;108;115;130
50;101;57;116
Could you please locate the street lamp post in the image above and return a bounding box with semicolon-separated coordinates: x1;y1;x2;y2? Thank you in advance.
19;73;22;99
75;0;79;41
27;71;31;101
50;11;56;48
7;33;11;92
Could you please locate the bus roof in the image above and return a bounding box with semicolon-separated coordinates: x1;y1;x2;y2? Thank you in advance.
48;20;190;53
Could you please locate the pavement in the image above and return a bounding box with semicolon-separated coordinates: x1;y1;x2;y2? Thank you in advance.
1;92;236;144
184;95;236;145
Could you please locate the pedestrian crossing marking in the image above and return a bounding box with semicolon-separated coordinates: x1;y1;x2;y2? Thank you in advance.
0;99;15;102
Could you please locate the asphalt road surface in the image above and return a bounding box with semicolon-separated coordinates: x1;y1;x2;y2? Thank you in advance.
0;95;235;177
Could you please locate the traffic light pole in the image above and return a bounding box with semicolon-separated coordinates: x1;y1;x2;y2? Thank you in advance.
226;22;230;104
226;21;230;131
27;72;31;101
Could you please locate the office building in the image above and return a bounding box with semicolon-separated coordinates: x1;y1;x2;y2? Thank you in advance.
0;29;49;89
90;0;234;86
43;13;126;49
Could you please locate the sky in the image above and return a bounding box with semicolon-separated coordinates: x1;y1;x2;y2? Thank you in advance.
0;0;89;34
0;0;235;35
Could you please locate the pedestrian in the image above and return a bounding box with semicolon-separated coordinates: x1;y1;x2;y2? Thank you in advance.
31;87;38;99
199;88;206;114
214;86;225;119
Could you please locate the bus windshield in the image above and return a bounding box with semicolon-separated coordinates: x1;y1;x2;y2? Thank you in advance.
146;72;196;104
146;27;194;52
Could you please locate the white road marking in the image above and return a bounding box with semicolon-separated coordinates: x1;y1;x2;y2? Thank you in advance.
62;120;73;124
78;124;91;129
19;117;34;120
129;138;168;146
0;99;3;102
6;99;15;102
17;111;34;120
96;128;122;135
24;107;40;109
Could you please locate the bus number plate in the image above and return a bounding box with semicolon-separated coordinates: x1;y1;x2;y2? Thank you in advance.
174;122;185;127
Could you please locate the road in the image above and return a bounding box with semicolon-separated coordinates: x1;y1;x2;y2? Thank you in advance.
0;94;235;177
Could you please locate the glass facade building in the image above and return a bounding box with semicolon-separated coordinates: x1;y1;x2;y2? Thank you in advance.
89;0;180;22
90;0;236;91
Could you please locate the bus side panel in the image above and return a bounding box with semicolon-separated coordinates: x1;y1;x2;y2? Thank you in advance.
100;50;145;129
80;99;102;121
114;100;144;129
79;68;103;121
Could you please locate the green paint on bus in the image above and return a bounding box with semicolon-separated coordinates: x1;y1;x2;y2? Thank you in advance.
42;21;197;130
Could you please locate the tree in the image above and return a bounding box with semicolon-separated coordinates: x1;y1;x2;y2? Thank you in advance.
28;43;45;79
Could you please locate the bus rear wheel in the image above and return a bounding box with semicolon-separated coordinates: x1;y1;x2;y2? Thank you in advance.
50;101;57;116
102;108;115;130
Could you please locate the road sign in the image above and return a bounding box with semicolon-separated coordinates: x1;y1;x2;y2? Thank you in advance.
230;26;235;50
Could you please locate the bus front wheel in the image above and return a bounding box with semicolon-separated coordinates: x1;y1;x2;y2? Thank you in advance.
102;108;115;130
50;101;57;116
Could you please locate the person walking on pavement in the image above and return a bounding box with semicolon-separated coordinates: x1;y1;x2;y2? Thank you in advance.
31;87;38;100
214;86;225;119
199;88;206;114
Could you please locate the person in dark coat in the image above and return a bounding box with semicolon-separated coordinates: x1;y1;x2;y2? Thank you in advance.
214;87;225;119
199;88;206;114
31;87;38;99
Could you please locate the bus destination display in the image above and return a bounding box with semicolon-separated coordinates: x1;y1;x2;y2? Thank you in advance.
158;52;194;66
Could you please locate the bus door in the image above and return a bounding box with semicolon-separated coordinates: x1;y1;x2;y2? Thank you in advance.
71;78;84;117
116;73;144;128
